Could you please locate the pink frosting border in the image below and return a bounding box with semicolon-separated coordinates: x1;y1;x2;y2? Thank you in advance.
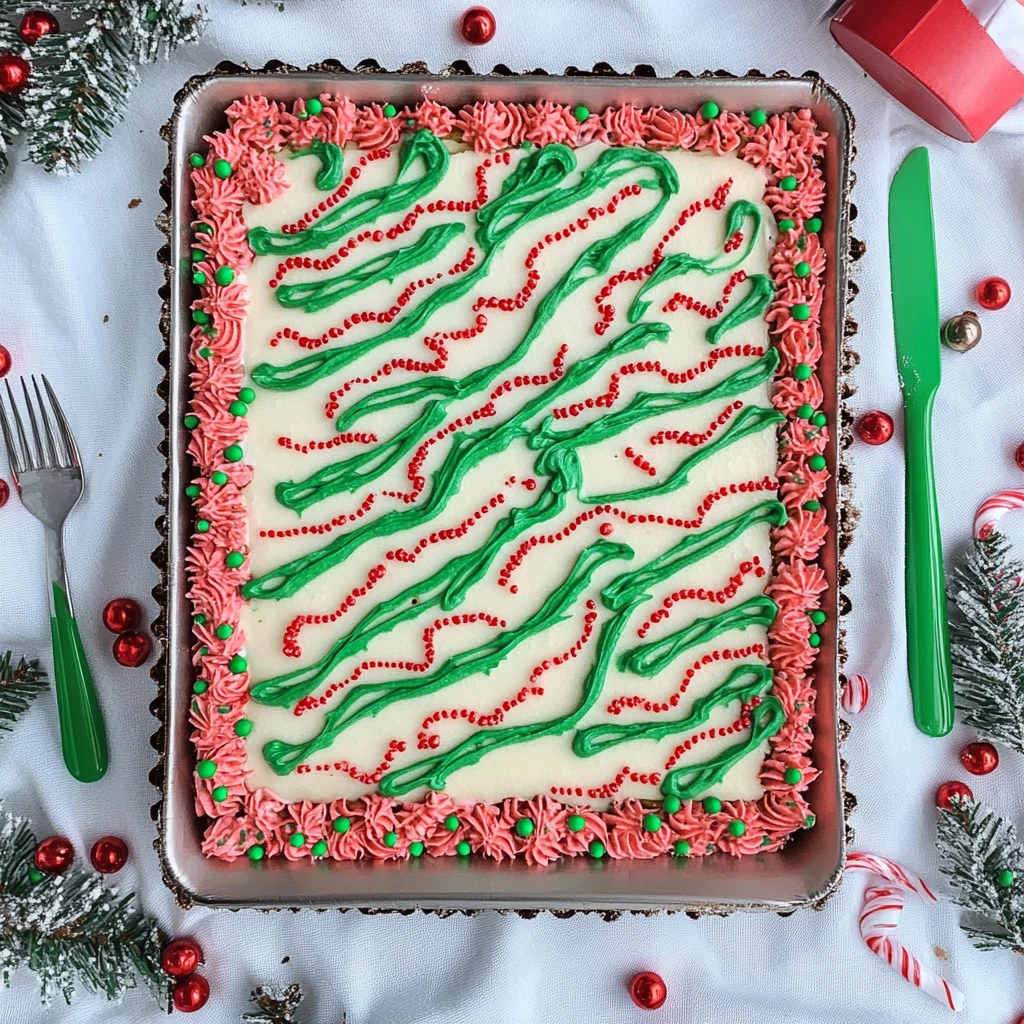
187;97;829;864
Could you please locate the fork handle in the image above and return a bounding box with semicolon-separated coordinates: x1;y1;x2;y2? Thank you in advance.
45;526;108;782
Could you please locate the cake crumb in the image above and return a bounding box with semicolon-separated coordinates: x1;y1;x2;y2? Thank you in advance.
934;946;949;961
102;314;109;323
281;955;290;964
128;198;142;209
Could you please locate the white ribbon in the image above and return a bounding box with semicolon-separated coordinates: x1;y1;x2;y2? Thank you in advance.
963;0;1024;74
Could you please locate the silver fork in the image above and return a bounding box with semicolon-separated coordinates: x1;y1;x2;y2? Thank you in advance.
0;376;108;782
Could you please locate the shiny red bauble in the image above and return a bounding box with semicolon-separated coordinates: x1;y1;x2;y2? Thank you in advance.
112;631;151;668
936;780;974;810
0;53;31;96
960;741;998;776
90;835;129;874
172;974;210;1012
1016;442;1024;473
102;596;141;634
0;479;8;510
857;410;894;446
19;9;60;45
161;937;204;978
460;6;496;44
629;971;667;1010
976;276;1011;311
0;344;11;377
35;835;74;874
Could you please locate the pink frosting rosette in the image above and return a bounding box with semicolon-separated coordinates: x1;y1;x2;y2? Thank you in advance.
401;99;456;138
353;104;401;149
326;798;366;861
462;801;519;862
604;799;673;860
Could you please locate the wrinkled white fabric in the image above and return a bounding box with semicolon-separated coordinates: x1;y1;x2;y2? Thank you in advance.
1;0;1023;1020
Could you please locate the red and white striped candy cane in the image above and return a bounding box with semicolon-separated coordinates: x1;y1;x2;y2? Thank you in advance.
974;489;1024;539
841;673;870;714
846;852;964;1012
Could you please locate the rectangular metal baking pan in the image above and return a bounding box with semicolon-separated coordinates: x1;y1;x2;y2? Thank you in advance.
156;67;853;913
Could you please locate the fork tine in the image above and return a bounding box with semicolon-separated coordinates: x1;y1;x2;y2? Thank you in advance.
32;375;63;468
41;375;80;468
5;380;35;470
0;386;25;475
20;377;47;469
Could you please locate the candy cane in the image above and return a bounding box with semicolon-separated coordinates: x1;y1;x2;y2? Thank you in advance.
974;489;1024;539
846;852;964;1012
841;673;870;714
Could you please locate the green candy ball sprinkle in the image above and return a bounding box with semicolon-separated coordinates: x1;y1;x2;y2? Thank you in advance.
193;680;208;694
195;223;213;235
780;175;798;191
189;152;205;168
229;401;248;417
642;813;662;834
663;795;681;815
238;387;256;403
311;840;328;857
797;403;814;420
333;816;351;834
728;819;746;837
192;271;207;286
248;845;264;861
566;814;586;833
215;623;234;639
191;248;205;263
588;840;605;859
804;814;816;829
194;614;207;625
673;840;691;857
573;105;590;123
515;818;535;837
30;868;44;883
456;840;471;856
215;265;235;286
211;470;228;485
806;217;822;233
809;610;826;626
778;218;796;233
224;444;244;463
225;551;245;569
196;759;216;779
199;646;208;656
794;363;812;381
791;303;811;321
383;103;397;118
191;309;210;326
809;454;827;471
997;869;1015;887
808;632;821;648
749;109;767;127
444;814;460;832
195;519;210;533
234;718;253;737
213;159;232;179
784;767;803;785
212;785;228;802
306;97;323;116
288;832;305;848
812;412;827;428
795;261;811;278
198;347;212;359
802;500;821;512
183;414;199;429
185;484;200;499
521;140;533;149
701;100;720;120
229;655;247;674
703;797;722;814
409;841;424;857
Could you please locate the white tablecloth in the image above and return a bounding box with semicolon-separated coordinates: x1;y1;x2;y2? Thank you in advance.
2;0;1023;1020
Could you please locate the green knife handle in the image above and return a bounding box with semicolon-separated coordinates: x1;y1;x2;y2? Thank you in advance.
46;527;108;782
904;391;954;736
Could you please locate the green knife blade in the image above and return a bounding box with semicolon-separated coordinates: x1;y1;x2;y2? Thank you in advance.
888;147;954;737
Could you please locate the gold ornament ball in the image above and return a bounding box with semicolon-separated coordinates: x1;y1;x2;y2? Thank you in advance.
942;311;982;352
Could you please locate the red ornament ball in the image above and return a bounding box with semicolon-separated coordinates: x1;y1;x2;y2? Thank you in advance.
0;344;11;378
460;6;496;44
90;835;128;874
102;597;141;634
629;971;667;1011
35;835;74;874
112;631;151;668
161;937;204;978
0;53;30;96
960;741;998;776
0;479;8;510
1015;442;1024;473
172;974;210;1013
976;276;1011;311
19;9;59;46
857;410;894;446
936;780;974;810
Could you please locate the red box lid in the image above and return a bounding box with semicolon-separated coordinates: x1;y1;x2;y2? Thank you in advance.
832;0;1024;141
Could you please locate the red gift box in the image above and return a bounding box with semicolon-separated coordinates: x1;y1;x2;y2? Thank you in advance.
832;0;1024;141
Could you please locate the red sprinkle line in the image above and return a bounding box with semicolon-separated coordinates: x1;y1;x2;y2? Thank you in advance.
662;707;753;772
280;149;391;234
551;765;664;801
607;643;767;716
259;494;376;539
294;611;506;716
296;738;406;782
650;400;743;446
623;445;658;477
662;269;748;319
386;493;505;564
277;432;377;454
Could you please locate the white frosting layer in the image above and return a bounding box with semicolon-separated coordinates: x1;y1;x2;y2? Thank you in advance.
238;141;776;806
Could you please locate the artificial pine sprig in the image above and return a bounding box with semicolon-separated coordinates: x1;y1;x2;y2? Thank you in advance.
949;531;1024;753
242;983;308;1024
0;1;206;176
0;802;170;1006
0;651;47;736
937;796;1024;955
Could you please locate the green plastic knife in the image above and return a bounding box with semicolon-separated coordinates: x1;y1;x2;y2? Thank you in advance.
888;147;954;737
